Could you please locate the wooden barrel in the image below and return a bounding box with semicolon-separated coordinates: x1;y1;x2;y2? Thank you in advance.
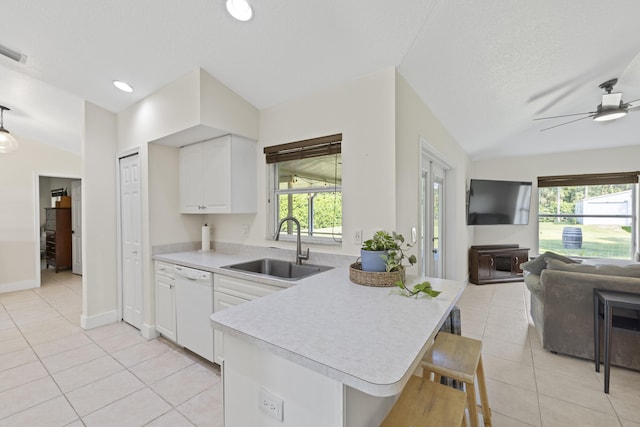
562;227;582;249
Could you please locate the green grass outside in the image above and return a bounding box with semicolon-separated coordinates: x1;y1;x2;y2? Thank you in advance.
538;222;632;259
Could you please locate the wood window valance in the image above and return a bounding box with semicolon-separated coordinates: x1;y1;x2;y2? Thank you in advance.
538;171;640;187
264;133;341;164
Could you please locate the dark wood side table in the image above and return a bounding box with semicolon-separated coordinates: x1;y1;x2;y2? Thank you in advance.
593;288;640;393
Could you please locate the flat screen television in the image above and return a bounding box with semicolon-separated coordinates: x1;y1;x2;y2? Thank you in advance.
467;179;532;225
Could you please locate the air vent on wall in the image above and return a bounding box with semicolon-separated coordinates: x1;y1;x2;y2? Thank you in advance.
0;43;27;64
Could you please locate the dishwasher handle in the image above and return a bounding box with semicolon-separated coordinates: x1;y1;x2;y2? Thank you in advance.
175;266;211;281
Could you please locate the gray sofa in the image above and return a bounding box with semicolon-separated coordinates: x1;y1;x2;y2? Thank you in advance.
524;255;640;371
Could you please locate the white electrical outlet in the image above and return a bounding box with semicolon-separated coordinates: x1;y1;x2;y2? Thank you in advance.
354;229;363;245
241;225;250;238
258;387;284;421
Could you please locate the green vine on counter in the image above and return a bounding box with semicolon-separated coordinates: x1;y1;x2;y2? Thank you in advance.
390;278;441;299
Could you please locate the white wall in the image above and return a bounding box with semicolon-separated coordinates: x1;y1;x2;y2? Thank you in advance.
0;135;80;292
210;68;398;257
395;72;473;281
148;143;202;246
81;102;119;328
471;145;640;255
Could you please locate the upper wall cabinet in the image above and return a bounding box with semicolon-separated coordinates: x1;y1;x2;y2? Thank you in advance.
180;135;257;214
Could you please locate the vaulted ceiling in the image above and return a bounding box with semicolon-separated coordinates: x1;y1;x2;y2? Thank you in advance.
2;1;640;159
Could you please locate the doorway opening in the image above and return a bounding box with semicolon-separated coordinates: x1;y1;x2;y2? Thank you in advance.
35;174;82;287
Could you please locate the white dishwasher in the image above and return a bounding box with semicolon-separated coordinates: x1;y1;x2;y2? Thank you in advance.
175;265;214;362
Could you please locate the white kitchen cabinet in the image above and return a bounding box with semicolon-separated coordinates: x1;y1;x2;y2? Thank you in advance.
213;274;282;365
180;134;256;214
154;261;177;342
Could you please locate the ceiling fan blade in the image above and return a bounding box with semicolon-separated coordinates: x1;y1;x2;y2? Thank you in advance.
534;111;596;121
539;114;595;131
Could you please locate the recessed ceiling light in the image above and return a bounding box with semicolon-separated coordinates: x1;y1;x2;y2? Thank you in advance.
113;80;134;93
226;0;253;21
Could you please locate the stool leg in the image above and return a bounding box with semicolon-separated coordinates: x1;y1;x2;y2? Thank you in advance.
477;355;492;426
422;367;431;381
465;380;479;427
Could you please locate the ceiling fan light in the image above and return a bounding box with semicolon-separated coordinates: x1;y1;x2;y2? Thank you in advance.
0;129;19;154
593;109;627;122
226;0;253;21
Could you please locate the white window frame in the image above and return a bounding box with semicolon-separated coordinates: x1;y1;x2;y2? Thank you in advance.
267;162;342;246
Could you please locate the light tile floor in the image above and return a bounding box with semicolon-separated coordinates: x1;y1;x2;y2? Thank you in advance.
458;281;640;427
0;269;222;427
2;270;640;426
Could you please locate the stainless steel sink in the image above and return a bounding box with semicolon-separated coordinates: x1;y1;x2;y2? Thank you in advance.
221;258;332;281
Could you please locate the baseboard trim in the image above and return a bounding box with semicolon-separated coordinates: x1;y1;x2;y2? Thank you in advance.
0;279;38;294
141;323;160;340
81;310;119;330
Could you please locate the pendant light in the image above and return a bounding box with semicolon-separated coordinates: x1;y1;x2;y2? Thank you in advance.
0;105;18;154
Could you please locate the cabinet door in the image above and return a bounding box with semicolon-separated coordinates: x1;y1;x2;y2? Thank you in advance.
155;275;177;342
512;250;528;274
179;143;205;213
477;254;495;280
203;137;231;212
213;291;248;365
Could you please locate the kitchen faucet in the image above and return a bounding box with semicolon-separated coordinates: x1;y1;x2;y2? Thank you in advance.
275;216;309;265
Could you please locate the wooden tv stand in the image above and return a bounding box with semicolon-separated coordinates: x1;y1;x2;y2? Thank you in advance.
469;244;529;285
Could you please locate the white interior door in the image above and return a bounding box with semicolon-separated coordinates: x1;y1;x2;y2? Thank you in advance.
71;180;82;275
120;154;142;329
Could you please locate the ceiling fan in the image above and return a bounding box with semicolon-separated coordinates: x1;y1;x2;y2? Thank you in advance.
534;78;640;131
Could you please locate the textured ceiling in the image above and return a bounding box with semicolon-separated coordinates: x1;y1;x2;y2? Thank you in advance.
1;1;640;159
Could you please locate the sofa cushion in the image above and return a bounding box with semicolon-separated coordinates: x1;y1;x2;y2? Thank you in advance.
545;258;640;278
521;251;580;275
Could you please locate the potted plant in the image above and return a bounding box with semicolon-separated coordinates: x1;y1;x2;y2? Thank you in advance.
361;230;416;272
354;230;441;297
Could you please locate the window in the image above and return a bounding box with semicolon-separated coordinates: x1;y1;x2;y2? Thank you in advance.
264;134;342;243
538;172;639;259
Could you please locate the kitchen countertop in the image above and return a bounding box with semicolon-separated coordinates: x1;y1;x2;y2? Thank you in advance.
155;250;465;397
154;250;298;288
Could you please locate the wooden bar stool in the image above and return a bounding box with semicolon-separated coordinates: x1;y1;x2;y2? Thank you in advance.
380;375;467;427
421;332;492;427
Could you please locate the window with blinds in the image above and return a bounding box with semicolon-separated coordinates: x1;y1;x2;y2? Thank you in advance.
537;171;638;259
264;134;342;243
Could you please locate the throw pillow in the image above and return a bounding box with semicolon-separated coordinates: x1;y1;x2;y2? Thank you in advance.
520;251;580;275
545;258;640;278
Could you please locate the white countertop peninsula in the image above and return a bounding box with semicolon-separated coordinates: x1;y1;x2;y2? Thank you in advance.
209;262;466;427
153;249;465;426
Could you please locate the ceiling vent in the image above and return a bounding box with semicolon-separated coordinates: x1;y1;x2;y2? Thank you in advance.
0;43;27;64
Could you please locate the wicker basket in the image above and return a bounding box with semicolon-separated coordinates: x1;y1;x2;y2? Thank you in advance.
349;262;405;287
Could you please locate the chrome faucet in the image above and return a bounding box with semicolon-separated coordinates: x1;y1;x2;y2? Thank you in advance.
275;216;310;265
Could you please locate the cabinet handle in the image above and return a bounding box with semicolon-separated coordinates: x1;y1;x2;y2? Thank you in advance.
515;256;519;264
490;258;494;266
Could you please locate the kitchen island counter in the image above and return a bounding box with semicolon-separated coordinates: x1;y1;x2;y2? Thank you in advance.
210;265;465;426
211;267;464;396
